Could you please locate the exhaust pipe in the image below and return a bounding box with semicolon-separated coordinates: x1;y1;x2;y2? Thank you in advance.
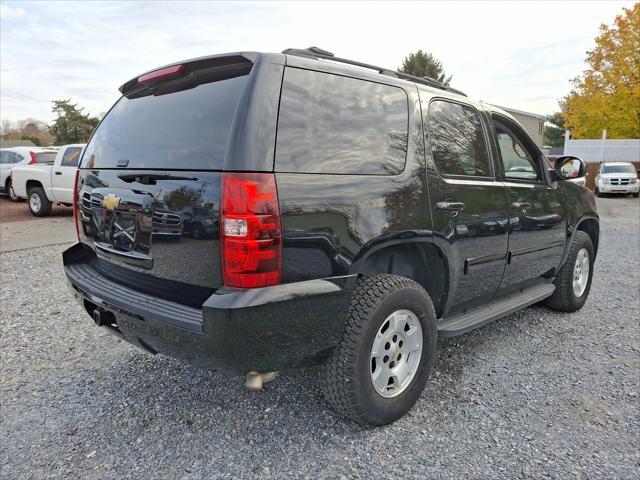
245;371;279;391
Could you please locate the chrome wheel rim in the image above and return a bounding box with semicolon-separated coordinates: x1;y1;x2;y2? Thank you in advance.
29;193;41;212
370;309;423;398
572;248;590;297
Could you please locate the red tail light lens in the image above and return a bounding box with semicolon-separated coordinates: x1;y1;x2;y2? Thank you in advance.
138;64;184;84
72;169;80;240
221;173;281;288
29;151;37;165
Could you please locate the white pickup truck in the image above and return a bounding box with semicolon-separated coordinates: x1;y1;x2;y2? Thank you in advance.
12;144;85;216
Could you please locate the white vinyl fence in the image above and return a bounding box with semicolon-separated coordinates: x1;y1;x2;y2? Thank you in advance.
563;130;640;163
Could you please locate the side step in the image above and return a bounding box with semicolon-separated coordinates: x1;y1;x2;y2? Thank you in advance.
437;283;555;337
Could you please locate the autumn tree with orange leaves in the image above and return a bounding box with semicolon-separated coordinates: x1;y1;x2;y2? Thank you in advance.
563;3;640;139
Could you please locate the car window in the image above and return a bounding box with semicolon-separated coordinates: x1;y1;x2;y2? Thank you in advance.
275;68;408;175
428;100;492;177
32;151;57;165
0;152;20;164
61;147;82;167
81;73;249;170
601;164;635;174
493;118;541;181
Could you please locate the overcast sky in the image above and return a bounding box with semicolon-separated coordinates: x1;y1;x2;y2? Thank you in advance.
0;0;634;123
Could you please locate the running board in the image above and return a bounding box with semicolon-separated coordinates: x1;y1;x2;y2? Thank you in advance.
437;284;555;337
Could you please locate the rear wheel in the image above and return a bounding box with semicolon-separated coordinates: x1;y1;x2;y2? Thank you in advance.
320;274;437;426
7;179;20;202
28;187;52;217
544;231;594;312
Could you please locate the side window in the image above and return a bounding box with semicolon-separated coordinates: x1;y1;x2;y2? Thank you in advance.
0;152;20;164
428;100;492;177
275;68;408;175
493;117;541;181
61;147;81;167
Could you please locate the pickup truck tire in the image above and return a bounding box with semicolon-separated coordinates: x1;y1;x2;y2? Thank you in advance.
544;231;594;312
28;187;52;217
320;274;437;426
7;179;20;202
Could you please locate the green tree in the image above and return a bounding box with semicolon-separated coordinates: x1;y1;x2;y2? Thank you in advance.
544;111;565;147
49;99;100;145
563;4;640;138
399;50;452;85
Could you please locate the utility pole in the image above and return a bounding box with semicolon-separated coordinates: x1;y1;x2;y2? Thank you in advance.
599;130;607;163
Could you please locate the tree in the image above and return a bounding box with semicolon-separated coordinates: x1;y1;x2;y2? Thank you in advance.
562;4;640;139
0;118;54;146
49;99;100;145
544;111;565;147
399;50;452;85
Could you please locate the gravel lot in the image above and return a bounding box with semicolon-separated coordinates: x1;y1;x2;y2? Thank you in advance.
1;196;639;479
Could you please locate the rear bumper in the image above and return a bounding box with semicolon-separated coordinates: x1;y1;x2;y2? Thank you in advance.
63;243;354;375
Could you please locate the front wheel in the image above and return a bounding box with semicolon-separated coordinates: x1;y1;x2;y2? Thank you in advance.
544;230;594;312
320;274;437;426
28;187;52;217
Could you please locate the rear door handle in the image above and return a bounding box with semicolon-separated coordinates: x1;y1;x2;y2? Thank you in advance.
436;201;465;216
511;202;532;210
54;171;62;175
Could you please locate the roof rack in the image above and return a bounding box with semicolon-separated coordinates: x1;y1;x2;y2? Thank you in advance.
282;47;467;97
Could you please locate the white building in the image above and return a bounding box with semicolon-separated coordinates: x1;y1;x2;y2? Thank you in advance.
495;106;545;148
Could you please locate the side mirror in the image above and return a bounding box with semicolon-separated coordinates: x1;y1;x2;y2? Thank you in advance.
553;155;587;181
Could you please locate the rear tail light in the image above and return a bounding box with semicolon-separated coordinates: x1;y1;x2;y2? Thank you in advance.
72;169;80;240
29;151;37;165
221;173;282;288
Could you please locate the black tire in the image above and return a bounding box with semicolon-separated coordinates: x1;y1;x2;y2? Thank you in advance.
6;179;20;202
595;187;602;197
27;187;52;217
544;231;594;312
320;274;437;426
633;192;639;198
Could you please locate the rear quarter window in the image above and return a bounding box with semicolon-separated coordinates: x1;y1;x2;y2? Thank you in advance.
275;68;409;175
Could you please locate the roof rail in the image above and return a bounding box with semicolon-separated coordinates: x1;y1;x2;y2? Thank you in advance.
282;47;467;97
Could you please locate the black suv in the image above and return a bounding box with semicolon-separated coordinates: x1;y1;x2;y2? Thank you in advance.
63;48;598;426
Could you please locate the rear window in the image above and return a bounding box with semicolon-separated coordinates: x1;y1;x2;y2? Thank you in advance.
35;151;57;165
81;74;249;170
275;68;408;175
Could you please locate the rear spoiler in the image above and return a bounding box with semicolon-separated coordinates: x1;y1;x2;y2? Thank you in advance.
119;52;258;98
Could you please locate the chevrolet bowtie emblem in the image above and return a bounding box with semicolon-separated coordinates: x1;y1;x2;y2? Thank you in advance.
102;194;121;210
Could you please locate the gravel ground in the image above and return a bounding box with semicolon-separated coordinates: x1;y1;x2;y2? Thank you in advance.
1;196;639;479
